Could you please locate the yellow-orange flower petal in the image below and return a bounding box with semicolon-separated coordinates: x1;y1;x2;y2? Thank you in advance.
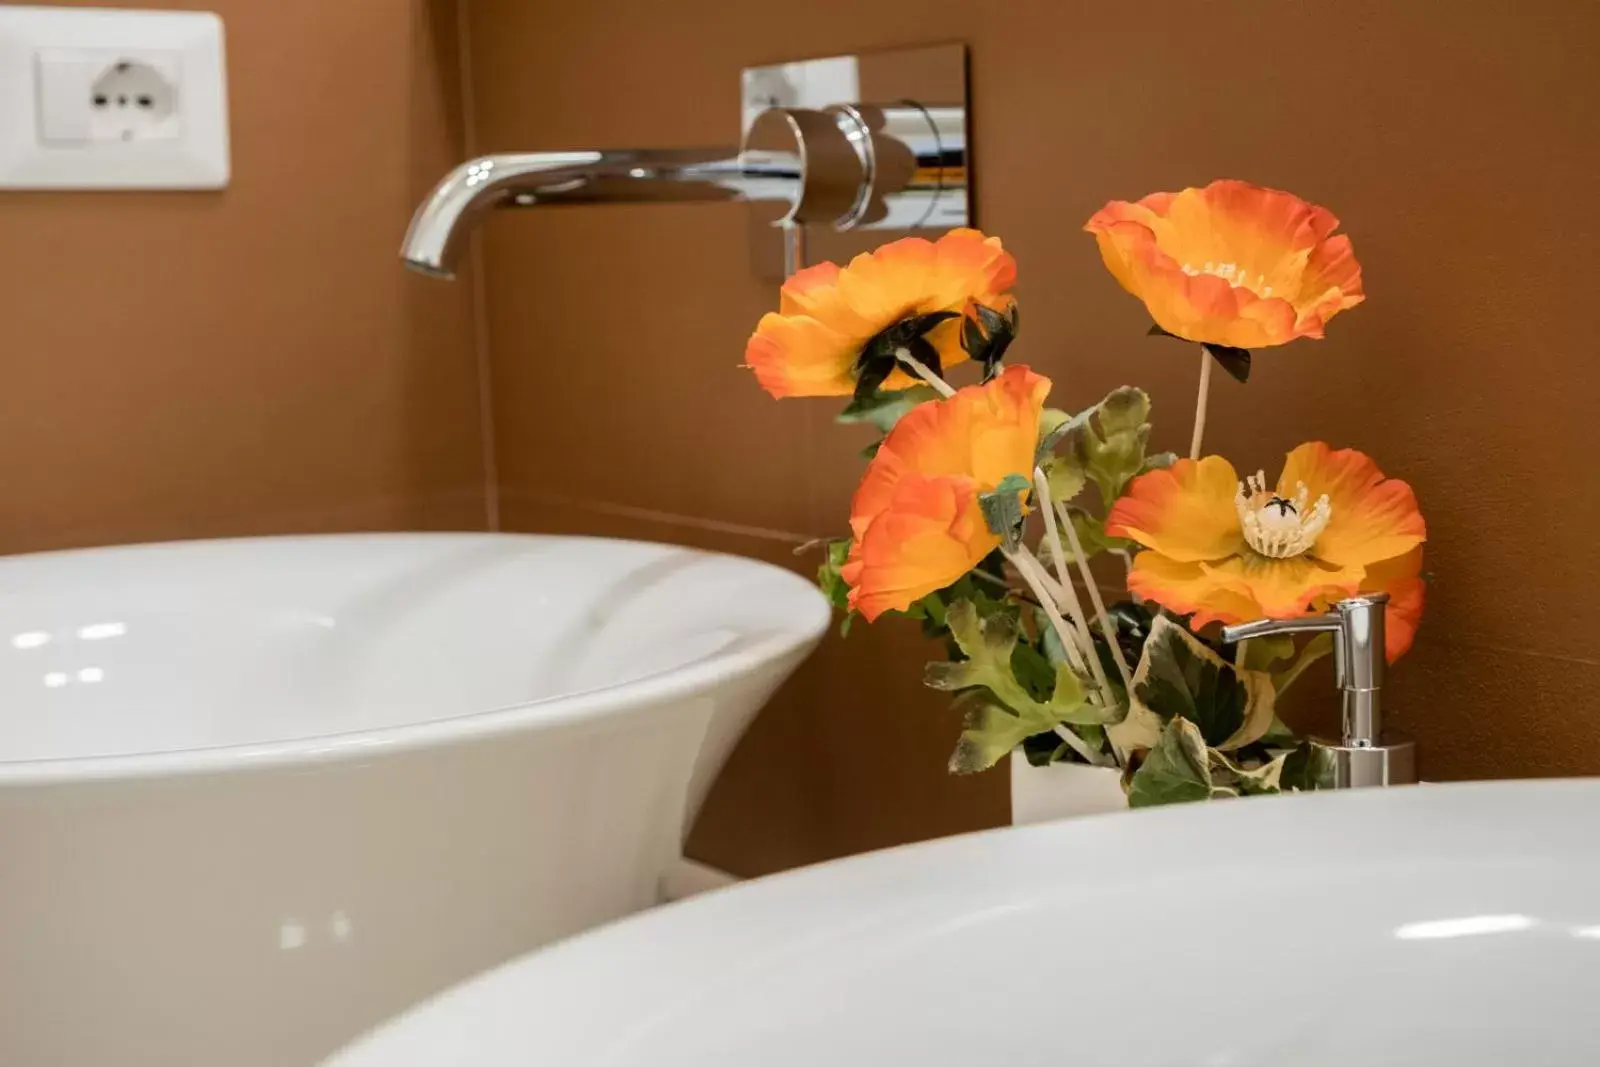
850;364;1049;537
1125;551;1361;629
1104;456;1246;563
745;228;1017;399
1112;443;1426;656
1199;554;1363;620
1084;179;1364;349
1278;442;1426;567
1354;546;1426;662
841;475;997;621
1124;551;1262;631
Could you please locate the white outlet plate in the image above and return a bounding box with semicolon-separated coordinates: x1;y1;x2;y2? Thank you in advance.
0;7;228;189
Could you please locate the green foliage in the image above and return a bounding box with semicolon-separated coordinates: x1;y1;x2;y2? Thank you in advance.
1279;740;1338;791
1112;615;1276;757
978;472;1032;546
1128;719;1308;807
814;539;855;636
836;385;939;434
1109;617;1345;807
1035;387;1162;554
1235;633;1297;673
929;600;1114;774
1127;718;1213;808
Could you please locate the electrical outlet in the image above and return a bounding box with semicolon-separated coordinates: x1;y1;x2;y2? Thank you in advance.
0;7;228;189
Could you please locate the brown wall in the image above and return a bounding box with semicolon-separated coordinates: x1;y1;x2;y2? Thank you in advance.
8;2;1596;878
463;0;1600;875
0;0;489;554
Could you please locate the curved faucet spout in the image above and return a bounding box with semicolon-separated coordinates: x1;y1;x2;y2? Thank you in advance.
400;148;801;278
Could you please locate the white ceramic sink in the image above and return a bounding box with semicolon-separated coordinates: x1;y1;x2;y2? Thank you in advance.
0;533;827;1066
332;779;1600;1066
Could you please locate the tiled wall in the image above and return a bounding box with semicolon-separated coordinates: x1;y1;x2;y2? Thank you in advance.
0;0;490;554
461;0;1600;874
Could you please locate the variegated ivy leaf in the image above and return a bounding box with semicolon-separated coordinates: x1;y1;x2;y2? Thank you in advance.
1209;747;1288;796
1126;717;1214;808
1279;740;1338;791
1109;615;1276;758
930;600;1113;774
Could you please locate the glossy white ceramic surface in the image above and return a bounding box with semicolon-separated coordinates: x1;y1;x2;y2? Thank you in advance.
0;533;827;1067
333;779;1600;1066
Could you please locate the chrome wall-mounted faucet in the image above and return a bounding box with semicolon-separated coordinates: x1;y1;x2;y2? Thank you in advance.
400;45;969;279
1222;594;1417;788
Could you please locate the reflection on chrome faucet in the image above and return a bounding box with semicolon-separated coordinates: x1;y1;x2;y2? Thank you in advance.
400;46;970;280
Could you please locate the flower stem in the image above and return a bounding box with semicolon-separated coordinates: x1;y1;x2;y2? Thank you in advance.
1031;471;1107;674
1055;500;1135;694
896;349;957;398
1011;543;1117;721
1051;723;1106;767
1189;347;1213;460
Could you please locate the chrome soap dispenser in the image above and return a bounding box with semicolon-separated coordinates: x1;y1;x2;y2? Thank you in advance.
1223;593;1417;787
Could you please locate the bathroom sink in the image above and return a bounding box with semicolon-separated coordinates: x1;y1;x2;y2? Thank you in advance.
331;779;1600;1066
0;533;827;1066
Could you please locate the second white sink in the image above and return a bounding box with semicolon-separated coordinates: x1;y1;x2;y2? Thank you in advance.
332;779;1600;1066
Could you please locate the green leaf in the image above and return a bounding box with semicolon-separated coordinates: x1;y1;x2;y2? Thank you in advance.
1259;715;1300;747
1034;406;1089;465
977;472;1032;545
1009;639;1057;704
1116;615;1276;755
1036;387;1159;511
1279;740;1338;791
814;539;857;636
815;539;852;612
931;600;1112;774
949;694;1048;774
1127;717;1213;808
1083;387;1152;507
1096;385;1150;437
1065;506;1135;561
836;385;938;433
1236;633;1296;673
1209;747;1288;796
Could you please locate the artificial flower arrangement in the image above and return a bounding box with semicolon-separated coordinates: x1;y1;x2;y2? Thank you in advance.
744;180;1427;807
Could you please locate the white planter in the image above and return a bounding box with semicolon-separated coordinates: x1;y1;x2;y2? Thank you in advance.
1010;752;1127;825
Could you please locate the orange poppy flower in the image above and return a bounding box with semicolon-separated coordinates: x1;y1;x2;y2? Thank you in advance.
842;365;1050;620
1105;442;1425;661
1085;179;1364;350
744;228;1017;398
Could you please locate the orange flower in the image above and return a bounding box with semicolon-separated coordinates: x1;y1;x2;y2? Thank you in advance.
1106;443;1425;661
1085;179;1363;350
745;229;1017;398
842;365;1050;620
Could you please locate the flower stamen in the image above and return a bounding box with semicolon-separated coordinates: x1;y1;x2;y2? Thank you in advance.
1235;472;1330;559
